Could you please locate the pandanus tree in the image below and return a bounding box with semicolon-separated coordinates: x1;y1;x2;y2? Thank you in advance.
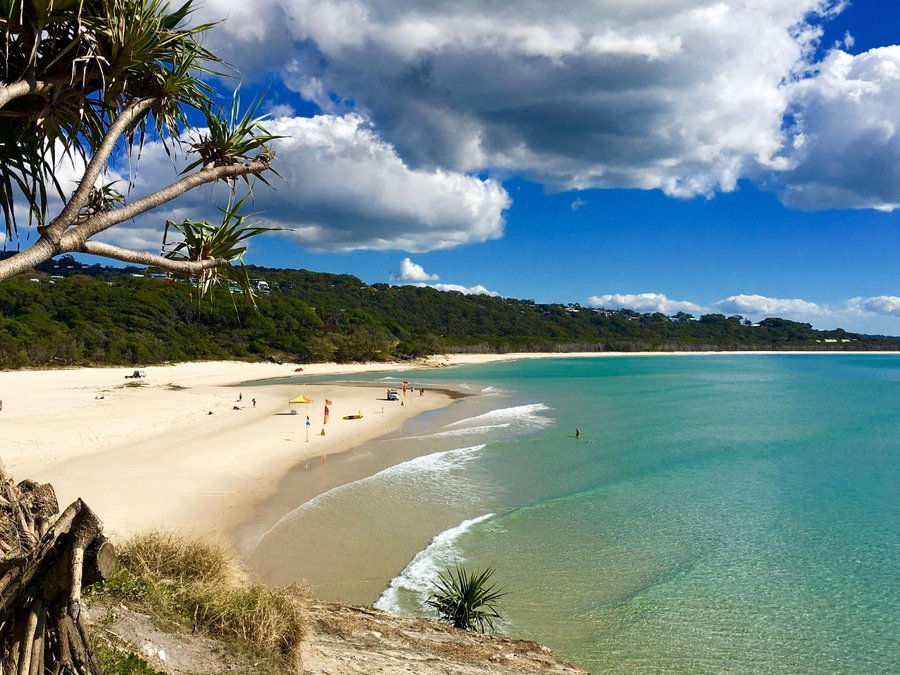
0;0;277;287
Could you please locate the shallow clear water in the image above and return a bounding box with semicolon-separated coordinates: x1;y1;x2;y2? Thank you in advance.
254;355;900;673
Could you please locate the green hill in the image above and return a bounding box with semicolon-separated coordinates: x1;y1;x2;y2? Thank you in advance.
0;260;896;368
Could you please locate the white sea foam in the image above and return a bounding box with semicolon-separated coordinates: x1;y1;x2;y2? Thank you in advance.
392;403;550;443
421;423;512;439
374;513;495;614
254;445;486;549
442;403;552;431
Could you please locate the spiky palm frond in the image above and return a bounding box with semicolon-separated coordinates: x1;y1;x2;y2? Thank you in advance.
80;179;124;216
161;192;278;301
0;116;62;236
0;0;224;238
185;90;281;183
427;566;507;633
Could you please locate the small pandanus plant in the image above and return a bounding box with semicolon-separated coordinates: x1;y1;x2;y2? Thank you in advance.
427;566;507;633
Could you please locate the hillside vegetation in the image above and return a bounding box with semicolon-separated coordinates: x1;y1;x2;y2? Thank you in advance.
0;258;896;368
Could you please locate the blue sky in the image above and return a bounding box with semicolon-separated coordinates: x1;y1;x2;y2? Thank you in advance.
79;1;900;333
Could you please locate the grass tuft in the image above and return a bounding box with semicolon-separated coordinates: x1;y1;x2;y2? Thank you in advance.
115;531;235;587
89;532;309;671
97;647;167;675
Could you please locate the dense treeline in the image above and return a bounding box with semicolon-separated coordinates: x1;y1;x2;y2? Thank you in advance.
0;261;896;368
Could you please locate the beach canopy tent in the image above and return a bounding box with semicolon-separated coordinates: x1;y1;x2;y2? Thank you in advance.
289;395;314;413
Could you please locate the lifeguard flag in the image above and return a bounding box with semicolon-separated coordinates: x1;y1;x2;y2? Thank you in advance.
323;405;330;424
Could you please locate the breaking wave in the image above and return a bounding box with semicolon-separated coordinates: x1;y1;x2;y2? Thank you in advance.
374;513;495;614
254;445;486;550
443;403;552;431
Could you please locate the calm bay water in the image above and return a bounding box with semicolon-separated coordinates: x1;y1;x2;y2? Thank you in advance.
251;355;900;673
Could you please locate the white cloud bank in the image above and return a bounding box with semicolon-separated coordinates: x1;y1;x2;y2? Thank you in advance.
715;294;826;317
587;292;703;315
780;46;900;210
265;115;511;252
41;1;897;267
193;0;900;211
427;283;499;297
845;295;900;318
94;115;511;254
587;292;900;332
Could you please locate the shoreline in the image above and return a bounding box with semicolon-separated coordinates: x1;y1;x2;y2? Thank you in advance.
2;351;896;553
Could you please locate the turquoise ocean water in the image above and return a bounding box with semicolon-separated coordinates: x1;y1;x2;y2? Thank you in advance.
252;355;900;673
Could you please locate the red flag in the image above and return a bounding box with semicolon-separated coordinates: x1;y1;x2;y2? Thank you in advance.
323;405;330;425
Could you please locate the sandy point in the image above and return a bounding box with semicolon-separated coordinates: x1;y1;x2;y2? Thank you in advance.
0;361;456;545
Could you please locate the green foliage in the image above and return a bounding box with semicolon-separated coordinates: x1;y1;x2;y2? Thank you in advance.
0;263;895;369
162;192;279;300
427;566;507;633
1;0;277;285
0;0;222;235
97;648;166;675
185;89;280;178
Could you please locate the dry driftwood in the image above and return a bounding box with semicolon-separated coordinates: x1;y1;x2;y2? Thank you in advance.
0;466;115;674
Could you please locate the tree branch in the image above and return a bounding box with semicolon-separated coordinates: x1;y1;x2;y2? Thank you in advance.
58;157;271;249
43;97;157;243
0;156;271;282
0;78;59;110
69;241;229;274
0;238;58;281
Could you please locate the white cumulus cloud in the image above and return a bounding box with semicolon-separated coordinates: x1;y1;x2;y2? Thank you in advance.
265;115;510;252
92;114;511;255
844;296;900;317
193;0;873;204
715;294;827;317
425;282;499;297
395;257;438;282
392;258;498;295
780;46;900;211
587;292;703;314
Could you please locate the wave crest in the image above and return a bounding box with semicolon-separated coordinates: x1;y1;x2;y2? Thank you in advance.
374;513;495;614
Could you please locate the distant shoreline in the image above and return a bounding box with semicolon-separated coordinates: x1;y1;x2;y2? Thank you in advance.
425;350;900;367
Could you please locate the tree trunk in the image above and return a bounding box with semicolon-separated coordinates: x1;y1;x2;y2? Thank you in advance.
0;469;114;675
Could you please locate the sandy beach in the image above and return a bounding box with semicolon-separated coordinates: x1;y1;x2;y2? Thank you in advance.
0;360;458;545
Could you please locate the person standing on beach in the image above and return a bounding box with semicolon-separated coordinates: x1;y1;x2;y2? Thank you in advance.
252;398;256;407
